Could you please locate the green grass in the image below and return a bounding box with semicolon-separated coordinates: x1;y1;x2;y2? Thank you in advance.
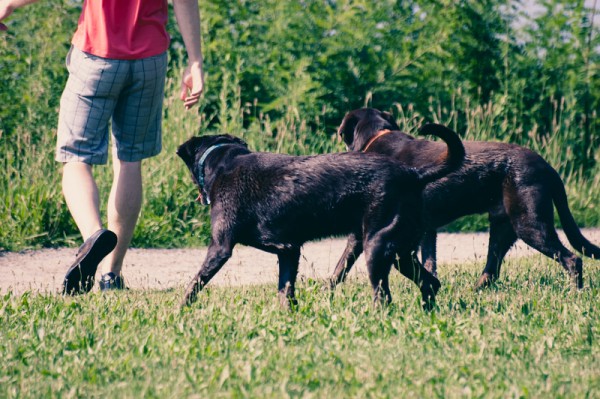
2;256;599;398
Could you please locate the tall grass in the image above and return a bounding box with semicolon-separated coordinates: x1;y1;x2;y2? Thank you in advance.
1;67;599;251
389;89;600;232
1;256;599;397
1;1;598;251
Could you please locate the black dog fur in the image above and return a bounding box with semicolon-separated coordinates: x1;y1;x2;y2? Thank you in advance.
177;125;464;309
332;107;600;290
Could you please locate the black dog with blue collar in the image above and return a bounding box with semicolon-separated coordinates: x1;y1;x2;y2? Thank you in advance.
176;127;464;310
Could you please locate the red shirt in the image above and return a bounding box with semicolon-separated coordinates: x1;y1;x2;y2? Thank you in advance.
71;0;170;60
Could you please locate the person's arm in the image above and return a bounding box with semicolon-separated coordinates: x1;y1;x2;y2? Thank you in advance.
0;0;40;30
172;0;204;110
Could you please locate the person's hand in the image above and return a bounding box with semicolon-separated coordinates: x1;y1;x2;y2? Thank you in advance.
0;2;15;31
180;61;204;110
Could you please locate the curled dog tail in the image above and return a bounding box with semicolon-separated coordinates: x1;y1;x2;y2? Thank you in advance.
551;170;600;259
416;123;465;185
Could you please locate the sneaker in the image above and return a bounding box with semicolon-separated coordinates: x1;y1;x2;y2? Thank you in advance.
62;229;117;295
99;272;127;291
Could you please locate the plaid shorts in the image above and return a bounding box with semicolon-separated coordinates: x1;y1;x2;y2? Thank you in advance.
56;46;168;164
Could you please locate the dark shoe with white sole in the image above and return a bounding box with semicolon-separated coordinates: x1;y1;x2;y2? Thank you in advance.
98;272;127;291
62;229;117;295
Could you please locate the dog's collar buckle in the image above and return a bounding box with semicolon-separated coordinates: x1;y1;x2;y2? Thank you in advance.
196;143;228;205
362;129;393;152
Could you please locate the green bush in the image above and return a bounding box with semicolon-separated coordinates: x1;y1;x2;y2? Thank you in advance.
0;0;598;250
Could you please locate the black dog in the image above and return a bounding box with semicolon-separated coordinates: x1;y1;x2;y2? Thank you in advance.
332;107;599;290
176;126;464;309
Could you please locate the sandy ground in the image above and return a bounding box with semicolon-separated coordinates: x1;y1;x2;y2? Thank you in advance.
1;229;599;295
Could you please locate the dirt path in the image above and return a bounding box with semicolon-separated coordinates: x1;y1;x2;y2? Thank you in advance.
1;230;599;295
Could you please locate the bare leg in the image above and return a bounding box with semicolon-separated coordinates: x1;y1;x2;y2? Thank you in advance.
61;162;117;294
62;162;103;239
101;160;143;277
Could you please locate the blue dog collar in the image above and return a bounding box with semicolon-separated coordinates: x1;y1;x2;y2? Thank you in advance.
196;143;228;205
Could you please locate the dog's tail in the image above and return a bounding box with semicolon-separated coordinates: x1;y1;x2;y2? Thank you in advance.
416;123;465;185
551;170;600;259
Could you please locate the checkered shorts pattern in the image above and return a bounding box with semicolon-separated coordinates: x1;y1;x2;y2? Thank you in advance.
56;46;168;164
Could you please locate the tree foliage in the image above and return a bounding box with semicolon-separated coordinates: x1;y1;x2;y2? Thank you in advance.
174;0;599;169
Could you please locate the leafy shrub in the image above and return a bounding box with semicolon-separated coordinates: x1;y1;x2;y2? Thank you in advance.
0;0;598;250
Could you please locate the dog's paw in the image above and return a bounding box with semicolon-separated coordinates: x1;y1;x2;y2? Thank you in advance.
421;297;438;312
278;292;298;311
323;278;339;292
420;277;440;311
181;296;195;308
474;273;496;290
182;279;203;307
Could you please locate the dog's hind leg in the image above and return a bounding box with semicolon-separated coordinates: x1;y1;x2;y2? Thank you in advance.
329;233;363;289
277;248;301;309
363;239;395;306
517;223;583;289
476;217;517;290
395;251;441;310
183;242;233;306
420;229;438;277
509;185;583;288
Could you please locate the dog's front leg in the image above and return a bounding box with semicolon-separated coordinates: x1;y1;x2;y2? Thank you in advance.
476;218;517;289
183;242;233;307
329;233;363;289
277;248;301;309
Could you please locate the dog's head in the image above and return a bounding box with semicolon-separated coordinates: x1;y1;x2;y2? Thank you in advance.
177;134;248;204
176;134;247;170
337;108;400;151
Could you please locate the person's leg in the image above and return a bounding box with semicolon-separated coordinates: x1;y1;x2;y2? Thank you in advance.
61;161;118;294
98;52;168;289
101;159;143;277
62;162;103;240
57;47;125;294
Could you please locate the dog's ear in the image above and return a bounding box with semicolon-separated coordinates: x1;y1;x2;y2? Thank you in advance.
343;108;400;151
175;140;190;161
176;137;203;168
337;111;361;149
380;111;400;130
